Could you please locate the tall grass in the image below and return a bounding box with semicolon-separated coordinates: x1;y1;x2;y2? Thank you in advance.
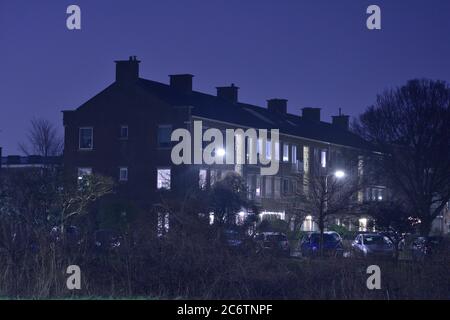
0;230;448;299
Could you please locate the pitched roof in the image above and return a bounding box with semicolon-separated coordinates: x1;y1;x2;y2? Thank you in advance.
136;78;373;150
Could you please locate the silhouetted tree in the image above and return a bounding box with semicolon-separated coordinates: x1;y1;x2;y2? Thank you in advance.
354;79;450;236
208;172;253;227
292;167;362;256
60;174;114;231
19;118;63;157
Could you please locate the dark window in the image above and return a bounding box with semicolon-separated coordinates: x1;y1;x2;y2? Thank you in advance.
120;126;128;139
79;127;93;150
157;125;172;148
283;179;289;194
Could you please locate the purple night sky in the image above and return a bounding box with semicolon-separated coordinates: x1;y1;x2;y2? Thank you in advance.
1;0;449;154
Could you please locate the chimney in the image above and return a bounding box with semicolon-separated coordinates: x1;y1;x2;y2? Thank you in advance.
170;74;194;93
332;108;350;130
115;56;140;84
302;107;321;122
267;99;287;114
216;83;239;103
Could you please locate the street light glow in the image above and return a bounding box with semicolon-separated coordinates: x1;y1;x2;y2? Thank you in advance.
216;148;226;157
334;170;345;178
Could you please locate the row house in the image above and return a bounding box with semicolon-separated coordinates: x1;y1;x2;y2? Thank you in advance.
62;57;385;232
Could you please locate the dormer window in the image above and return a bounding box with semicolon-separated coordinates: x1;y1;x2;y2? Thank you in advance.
120;125;128;139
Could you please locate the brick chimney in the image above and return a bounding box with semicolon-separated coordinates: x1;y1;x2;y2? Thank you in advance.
302;107;321;122
170;74;193;93
267;99;287;114
115;56;140;84
332;108;350;130
216;83;239;103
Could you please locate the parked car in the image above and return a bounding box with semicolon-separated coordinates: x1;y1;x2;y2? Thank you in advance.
410;236;444;261
223;229;244;248
299;231;344;257
351;233;394;259
255;232;290;257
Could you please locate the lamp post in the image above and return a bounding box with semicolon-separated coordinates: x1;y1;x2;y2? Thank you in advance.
324;170;346;210
320;170;345;256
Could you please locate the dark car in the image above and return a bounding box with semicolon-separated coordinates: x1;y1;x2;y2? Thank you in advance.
223;229;244;248
255;232;290;257
411;236;444;261
351;233;394;259
299;231;344;257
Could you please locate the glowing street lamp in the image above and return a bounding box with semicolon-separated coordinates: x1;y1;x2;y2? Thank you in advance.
334;170;345;179
216;148;226;157
324;169;346;211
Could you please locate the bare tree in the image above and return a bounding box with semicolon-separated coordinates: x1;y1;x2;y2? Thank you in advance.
354;79;450;236
19;118;63;157
60;174;114;231
290;164;362;256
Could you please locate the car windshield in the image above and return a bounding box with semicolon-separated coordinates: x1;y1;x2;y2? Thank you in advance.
310;234;339;243
224;230;240;239
266;234;287;242
363;235;385;245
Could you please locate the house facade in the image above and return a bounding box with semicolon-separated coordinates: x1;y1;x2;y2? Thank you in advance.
62;57;386;232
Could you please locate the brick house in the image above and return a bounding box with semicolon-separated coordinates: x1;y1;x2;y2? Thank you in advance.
62;56;385;231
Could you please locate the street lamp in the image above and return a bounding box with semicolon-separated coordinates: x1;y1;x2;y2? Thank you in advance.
216;148;226;157
324;169;346;210
334;170;345;178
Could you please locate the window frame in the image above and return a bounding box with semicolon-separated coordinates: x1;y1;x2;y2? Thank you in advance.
321;150;327;168
283;143;289;162
120;125;129;140
157;124;173;149
79;127;93;150
119;167;128;182
157;167;171;190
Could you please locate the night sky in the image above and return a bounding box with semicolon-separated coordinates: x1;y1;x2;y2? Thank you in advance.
1;0;450;154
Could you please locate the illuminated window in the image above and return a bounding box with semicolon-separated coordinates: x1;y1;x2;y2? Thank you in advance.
292;145;297;163
260;211;285;221
255;176;261;197
119;167;128;181
266;140;272;160
157;168;171;190
199;169;207;189
303;146;310;174
79;127;93;150
321;150;327;168
359;218;368;232
303;215;314;232
283;143;289;162
157;212;170;236
77;167;92;181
